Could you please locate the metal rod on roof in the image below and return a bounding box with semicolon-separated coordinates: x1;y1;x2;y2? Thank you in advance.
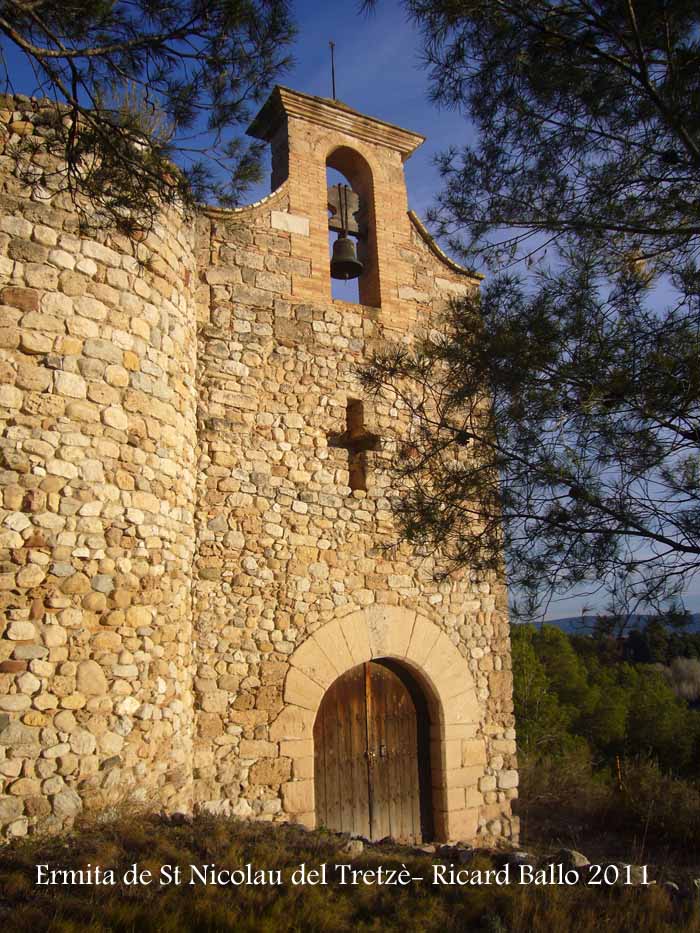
329;41;337;100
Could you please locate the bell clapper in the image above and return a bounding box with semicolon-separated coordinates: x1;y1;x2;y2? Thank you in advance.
330;184;363;281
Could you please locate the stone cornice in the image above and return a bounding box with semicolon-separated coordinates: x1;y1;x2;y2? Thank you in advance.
247;86;425;162
408;211;484;280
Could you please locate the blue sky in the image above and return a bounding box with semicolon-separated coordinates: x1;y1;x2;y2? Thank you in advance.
1;2;473;250
275;4;700;619
2;1;697;620
0;0;472;222
247;0;475;217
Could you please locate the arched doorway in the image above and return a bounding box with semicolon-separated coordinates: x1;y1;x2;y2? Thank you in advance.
313;659;433;843
279;607;487;842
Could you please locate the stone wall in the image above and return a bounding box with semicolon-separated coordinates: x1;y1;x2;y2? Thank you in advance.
0;96;198;837
191;87;518;840
191;215;518;839
0;88;518;844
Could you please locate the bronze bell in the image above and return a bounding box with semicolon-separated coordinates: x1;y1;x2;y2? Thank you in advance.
330;235;363;280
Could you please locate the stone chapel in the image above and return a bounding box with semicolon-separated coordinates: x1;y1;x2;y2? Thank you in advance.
0;86;518;843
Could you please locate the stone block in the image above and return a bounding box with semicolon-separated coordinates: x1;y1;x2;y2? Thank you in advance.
462;738;487;767
443;690;480;727
365;605;415;658
446;807;479;843
76;661;108;696
9;777;40;796
310;619;353;677
292;756;313;780
436;663;474;700
239;739;277;758
102;407;128;430
53;371;87;399
498;770;519;790
197;713;224;738
2;286;39;312
269;706;314;742
423;633;461;679
279;739;313;759
0;695;31;712
0;796;23;822
0;720;39;748
7;621;36;641
447;765;484;789
290;636;338;689
52;788;82;819
339;612;372;666
270;212;309;236
398;285;428;302
283;667;324;711
0;385;22;409
250;758;291;786
406;617;441;668
281;779;314;814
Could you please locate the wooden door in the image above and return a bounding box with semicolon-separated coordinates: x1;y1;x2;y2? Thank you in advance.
313;660;428;843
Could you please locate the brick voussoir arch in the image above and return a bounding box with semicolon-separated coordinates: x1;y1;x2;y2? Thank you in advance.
273;606;487;842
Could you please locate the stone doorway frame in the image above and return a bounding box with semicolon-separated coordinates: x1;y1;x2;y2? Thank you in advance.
272;606;487;841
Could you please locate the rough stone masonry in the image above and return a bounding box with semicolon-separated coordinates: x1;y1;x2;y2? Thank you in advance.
0;86;518;843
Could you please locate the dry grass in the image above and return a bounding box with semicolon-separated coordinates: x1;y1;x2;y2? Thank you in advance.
0;809;697;932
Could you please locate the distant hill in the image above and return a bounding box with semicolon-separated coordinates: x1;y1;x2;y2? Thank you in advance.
541;612;700;635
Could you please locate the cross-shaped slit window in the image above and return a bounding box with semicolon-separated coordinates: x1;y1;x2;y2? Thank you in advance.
328;399;380;492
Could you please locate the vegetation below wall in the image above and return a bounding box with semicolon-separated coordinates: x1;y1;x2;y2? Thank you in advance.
0;811;698;932
2;621;700;930
512;623;700;867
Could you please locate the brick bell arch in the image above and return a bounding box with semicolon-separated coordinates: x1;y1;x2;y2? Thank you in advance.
271;606;487;842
